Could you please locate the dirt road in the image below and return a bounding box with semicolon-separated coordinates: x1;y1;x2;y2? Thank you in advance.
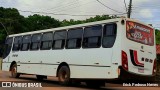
0;71;159;90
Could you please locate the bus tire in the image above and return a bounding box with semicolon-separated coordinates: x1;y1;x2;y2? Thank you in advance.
11;64;20;78
58;66;70;86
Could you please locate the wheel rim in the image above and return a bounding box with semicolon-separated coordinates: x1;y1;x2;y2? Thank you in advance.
60;70;67;82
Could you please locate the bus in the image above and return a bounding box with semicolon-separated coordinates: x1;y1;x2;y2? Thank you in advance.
2;17;156;87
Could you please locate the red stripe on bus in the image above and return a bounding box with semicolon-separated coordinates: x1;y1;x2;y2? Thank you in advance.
133;51;144;66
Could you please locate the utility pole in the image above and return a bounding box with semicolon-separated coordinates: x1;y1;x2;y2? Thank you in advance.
0;22;8;35
127;0;132;18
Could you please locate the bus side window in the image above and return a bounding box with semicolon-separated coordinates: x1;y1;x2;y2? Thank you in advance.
83;25;102;48
66;28;83;49
53;30;66;49
21;35;31;51
30;33;41;50
12;36;22;51
41;32;53;50
102;24;117;48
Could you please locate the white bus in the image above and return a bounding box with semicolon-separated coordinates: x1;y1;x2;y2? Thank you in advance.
2;18;156;87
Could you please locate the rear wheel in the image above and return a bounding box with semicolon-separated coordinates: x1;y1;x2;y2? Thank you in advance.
58;66;70;85
11;64;20;78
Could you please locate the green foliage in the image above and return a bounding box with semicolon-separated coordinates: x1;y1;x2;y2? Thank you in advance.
25;14;61;31
0;7;61;56
0;7;117;42
155;29;160;44
0;7;25;35
61;15;117;27
0;7;61;35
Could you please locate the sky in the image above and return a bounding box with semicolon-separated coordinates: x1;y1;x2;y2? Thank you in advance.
0;0;160;29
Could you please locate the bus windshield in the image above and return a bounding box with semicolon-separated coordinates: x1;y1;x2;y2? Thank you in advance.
3;37;13;59
126;21;154;46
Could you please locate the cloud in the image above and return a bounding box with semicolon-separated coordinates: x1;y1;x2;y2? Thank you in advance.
139;9;154;18
1;0;158;22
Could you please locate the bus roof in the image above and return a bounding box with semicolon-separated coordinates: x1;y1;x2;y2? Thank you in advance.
8;17;153;37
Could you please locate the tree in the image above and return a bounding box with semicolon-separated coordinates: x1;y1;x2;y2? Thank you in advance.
60;15;117;27
155;29;160;44
25;14;61;31
0;7;26;34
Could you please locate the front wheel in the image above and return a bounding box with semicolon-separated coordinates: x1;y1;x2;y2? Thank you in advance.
11;64;20;78
58;66;71;86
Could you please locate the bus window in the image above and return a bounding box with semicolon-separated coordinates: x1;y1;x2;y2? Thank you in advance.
102;24;117;48
41;32;53;50
30;33;41;50
126;21;154;46
12;36;22;51
83;25;102;48
66;28;83;49
21;35;31;51
53;30;66;49
3;37;13;59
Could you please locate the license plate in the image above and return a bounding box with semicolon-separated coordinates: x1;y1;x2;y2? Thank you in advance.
138;68;144;73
